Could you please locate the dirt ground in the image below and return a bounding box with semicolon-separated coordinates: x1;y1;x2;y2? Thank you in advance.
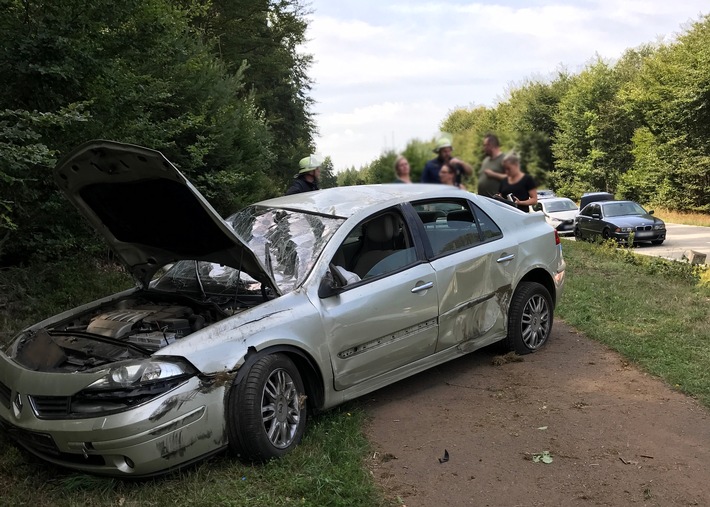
362;321;710;507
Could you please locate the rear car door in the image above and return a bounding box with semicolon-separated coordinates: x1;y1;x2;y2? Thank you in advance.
411;199;516;352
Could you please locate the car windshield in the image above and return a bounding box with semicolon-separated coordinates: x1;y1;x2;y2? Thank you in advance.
152;206;344;296
228;206;344;293
545;200;578;213
603;202;646;217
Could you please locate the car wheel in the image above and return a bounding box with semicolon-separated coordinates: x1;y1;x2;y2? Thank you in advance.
227;354;307;462
574;226;582;241
651;239;664;245
505;282;553;355
602;228;611;240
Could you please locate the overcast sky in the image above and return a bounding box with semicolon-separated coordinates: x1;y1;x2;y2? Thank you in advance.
303;1;707;171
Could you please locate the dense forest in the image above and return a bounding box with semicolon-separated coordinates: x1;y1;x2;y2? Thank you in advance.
0;0;322;266
347;14;710;217
1;2;708;269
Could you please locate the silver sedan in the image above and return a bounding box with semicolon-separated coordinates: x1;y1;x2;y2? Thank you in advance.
0;141;566;477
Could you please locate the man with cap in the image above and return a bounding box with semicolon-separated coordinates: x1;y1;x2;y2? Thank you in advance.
421;137;473;184
286;155;321;195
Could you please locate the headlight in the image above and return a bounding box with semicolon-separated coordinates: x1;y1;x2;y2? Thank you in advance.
26;359;199;420
653;224;665;230
87;358;196;390
619;227;634;233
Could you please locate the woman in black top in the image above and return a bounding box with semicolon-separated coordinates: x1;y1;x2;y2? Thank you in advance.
498;152;537;212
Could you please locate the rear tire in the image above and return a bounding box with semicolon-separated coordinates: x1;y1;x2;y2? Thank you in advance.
505;282;553;355
227;354;307;463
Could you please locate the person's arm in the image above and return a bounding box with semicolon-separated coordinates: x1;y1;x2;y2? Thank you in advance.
450;157;473;177
513;175;538;206
484;168;507;180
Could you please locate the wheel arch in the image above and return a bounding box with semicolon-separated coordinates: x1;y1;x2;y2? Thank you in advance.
234;344;326;412
518;268;556;308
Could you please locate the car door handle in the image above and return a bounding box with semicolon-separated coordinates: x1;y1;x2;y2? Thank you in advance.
411;281;434;293
496;253;516;263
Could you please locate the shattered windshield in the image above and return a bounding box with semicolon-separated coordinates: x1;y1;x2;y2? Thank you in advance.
227;206;344;293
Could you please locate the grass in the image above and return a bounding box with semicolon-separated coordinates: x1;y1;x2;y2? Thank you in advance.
0;407;387;507
649;208;710;227
557;239;710;406
1;243;710;504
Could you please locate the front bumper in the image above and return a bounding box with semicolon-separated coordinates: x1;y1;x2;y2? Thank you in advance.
611;230;666;242
0;369;228;477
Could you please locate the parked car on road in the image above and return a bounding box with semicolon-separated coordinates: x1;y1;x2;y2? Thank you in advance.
533;197;579;236
0;141;566;477
574;200;666;245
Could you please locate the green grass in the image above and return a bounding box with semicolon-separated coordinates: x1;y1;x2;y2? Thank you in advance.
0;407;387;507
557;239;710;406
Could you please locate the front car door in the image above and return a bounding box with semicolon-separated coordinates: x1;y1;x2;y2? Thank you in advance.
316;207;439;390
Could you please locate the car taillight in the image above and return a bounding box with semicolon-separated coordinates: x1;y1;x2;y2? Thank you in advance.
554;230;561;245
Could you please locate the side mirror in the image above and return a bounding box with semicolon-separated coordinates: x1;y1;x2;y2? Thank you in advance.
532;204;542;212
648;210;654;215
318;272;339;298
318;264;347;298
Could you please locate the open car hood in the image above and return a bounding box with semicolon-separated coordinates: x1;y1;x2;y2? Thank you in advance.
54;140;279;294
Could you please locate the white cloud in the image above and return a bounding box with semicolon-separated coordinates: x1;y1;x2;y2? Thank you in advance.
304;1;708;170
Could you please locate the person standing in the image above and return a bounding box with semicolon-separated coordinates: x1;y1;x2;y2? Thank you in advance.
286;155;321;195
477;133;506;197
393;156;413;183
499;152;538;212
421;137;472;184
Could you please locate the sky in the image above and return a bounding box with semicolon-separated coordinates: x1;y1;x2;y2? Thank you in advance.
302;0;708;171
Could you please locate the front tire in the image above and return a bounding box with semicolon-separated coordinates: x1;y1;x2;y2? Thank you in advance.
574;226;583;241
227;354;307;462
505;282;553;355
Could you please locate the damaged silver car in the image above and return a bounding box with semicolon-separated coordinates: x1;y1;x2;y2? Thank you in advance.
0;141;566;477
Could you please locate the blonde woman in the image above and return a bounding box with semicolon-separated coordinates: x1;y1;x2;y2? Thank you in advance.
499;152;537;212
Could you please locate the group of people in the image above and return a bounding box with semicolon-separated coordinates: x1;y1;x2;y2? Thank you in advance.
286;133;537;213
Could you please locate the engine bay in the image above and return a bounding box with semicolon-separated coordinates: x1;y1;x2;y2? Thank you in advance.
10;291;258;372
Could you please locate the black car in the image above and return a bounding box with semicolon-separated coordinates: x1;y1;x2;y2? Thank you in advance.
574;200;666;245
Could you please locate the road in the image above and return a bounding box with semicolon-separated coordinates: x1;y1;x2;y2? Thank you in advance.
631;223;710;263
567;223;710;264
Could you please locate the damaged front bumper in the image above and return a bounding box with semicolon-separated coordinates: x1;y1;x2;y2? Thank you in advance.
0;360;229;477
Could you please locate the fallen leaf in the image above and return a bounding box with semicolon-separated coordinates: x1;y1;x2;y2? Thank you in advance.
537;426;548;430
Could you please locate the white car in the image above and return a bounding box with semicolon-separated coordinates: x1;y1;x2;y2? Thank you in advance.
534;197;579;236
0;141;566;477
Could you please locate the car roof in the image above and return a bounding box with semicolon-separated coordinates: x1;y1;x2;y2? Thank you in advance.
256;184;476;218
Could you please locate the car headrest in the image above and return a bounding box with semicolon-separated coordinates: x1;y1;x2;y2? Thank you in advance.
366;214;396;243
446;209;473;228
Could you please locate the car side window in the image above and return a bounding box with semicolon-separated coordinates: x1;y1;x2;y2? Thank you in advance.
332;209;416;283
413;199;499;257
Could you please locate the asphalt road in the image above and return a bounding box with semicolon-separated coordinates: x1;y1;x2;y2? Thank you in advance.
568;223;710;264
631;223;710;263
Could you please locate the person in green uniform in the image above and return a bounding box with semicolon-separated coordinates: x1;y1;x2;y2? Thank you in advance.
477;133;506;197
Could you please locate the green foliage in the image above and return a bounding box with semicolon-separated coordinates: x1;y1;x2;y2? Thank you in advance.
366;151;398;184
0;0;316;266
319;156;338;189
